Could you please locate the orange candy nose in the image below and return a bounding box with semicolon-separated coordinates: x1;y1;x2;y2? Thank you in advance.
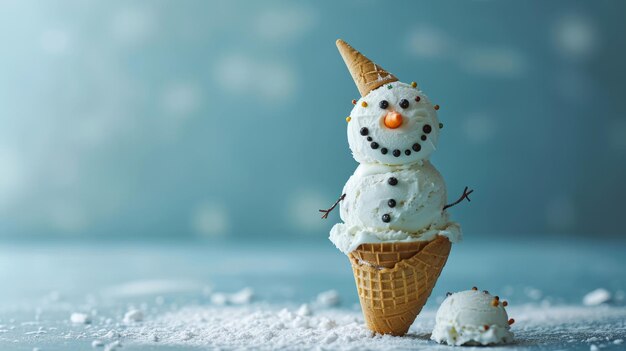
384;112;403;129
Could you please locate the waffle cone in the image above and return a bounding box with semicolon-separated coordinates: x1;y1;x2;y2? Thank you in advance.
336;39;398;96
348;236;451;336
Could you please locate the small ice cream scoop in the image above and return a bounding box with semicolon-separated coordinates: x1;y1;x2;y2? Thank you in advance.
431;288;515;346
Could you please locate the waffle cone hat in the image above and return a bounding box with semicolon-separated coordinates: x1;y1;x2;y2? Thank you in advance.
348;236;451;336
336;39;398;96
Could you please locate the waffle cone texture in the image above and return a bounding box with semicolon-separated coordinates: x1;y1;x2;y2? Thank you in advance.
336;39;398;97
348;236;451;336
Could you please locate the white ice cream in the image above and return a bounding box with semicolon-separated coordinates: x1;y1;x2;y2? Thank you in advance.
431;290;514;346
329;81;461;254
341;162;445;231
329;161;461;254
347;82;440;165
330;222;460;255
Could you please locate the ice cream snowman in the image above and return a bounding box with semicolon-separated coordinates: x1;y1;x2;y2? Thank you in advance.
322;39;472;336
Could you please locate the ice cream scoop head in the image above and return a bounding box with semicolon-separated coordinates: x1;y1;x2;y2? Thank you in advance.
384;111;403;129
336;39;398;96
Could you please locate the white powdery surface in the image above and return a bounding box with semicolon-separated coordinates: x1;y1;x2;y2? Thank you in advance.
120;304;626;350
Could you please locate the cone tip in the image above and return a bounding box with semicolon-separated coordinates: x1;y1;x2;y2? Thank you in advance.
336;39;350;53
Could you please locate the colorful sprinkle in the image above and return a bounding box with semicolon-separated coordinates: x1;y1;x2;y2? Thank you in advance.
503;301;508;307
415;96;421;102
411;82;417;88
434;104;440;110
387;84;393;89
508;319;515;325
491;299;499;307
439;122;444;129
352;99;357;105
346;116;351;122
361;101;368;107
484;325;490;330
472;287;478;291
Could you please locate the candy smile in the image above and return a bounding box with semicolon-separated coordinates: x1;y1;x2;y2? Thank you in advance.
359;125;432;157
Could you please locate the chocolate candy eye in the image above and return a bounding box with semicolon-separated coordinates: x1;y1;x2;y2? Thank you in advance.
399;99;409;109
379;100;389;109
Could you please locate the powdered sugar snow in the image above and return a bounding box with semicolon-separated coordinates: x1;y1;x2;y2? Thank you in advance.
118;303;626;350
122;304;380;350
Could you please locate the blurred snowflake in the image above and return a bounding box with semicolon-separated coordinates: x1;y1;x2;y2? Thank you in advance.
406;25;451;59
464;113;497;144
110;7;157;45
161;83;202;116
191;202;230;237
405;27;526;78
552;13;597;60
214;54;296;103
460;48;526;78
253;6;317;43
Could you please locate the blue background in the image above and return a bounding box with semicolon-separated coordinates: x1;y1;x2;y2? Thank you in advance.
1;0;625;241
